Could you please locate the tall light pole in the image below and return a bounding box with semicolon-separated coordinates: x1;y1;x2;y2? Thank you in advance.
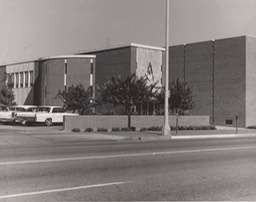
162;0;171;136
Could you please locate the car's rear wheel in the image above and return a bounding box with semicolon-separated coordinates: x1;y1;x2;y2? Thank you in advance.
45;118;52;126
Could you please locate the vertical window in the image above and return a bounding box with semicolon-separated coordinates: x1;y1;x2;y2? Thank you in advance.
25;72;28;87
15;73;19;88
90;59;93;87
7;73;14;89
5;73;9;85
29;71;34;86
20;72;24;88
90;63;93;74
10;73;14;88
64;59;67;91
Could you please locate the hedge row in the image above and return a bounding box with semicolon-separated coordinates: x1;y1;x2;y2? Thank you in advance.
72;125;216;133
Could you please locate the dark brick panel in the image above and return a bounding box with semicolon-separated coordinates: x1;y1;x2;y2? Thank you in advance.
67;58;92;89
184;41;213;117
92;47;131;96
214;36;246;127
169;45;185;82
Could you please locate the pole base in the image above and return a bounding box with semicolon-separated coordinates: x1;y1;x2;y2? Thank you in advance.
161;123;171;136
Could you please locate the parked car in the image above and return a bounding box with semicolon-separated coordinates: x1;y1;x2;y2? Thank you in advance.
0;105;15;124
35;106;78;126
12;105;37;125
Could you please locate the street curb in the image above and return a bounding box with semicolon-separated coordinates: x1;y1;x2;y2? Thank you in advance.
128;133;256;141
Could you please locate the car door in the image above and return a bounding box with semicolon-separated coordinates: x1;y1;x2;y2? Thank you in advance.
52;107;63;123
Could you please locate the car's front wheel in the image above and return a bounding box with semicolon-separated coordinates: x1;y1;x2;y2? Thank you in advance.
45;118;52;126
21;120;27;126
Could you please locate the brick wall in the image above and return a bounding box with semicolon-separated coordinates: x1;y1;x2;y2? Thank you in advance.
38;58;93;106
40;59;65;106
64;115;209;131
169;42;213;122
0;66;6;90
185;41;213;118
169;45;185;82
168;36;248;127
214;36;246;127
90;47;132;97
67;58;93;90
246;36;256;127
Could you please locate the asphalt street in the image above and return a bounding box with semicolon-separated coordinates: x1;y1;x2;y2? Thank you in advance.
1;127;256;201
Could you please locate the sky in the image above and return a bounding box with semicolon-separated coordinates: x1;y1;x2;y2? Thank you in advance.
0;0;256;65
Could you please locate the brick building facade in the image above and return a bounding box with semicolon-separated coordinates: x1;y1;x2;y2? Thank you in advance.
169;36;256;127
34;55;96;106
0;36;256;127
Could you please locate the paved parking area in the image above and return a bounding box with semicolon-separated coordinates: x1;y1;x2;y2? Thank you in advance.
0;124;129;146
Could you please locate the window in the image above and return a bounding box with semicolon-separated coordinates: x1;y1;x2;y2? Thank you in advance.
27;107;36;112
16;107;26;112
11;74;14;88
0;106;8;111
52;108;65;113
7;73;14;88
29;71;33;86
91;63;93;74
20;72;24;88
9;107;15;111
15;73;19;88
25;72;28;87
36;107;50;113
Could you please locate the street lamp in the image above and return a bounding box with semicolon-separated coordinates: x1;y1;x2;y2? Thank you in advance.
162;0;171;136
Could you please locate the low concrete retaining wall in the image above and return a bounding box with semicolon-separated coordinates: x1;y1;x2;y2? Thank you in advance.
64;115;210;131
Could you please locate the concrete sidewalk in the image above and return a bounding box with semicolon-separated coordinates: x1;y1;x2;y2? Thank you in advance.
58;126;256;142
1;124;256;146
100;129;256;141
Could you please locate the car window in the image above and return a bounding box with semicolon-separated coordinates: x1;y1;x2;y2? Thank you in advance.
16;107;26;112
36;107;50;113
9;107;15;111
0;106;9;111
52;108;65;113
27;107;36;112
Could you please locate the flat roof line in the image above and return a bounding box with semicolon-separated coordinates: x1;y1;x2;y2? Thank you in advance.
1;60;37;67
79;43;165;54
39;55;96;61
130;43;165;51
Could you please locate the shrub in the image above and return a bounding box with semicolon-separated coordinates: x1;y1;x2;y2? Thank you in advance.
179;126;186;130
130;126;136;131
247;126;256;129
195;126;202;130
112;127;120;131
72;128;80;132
121;127;132;131
85;128;94;132
140;127;147;132
178;125;216;130
170;126;176;131
97;127;108;132
147;126;162;131
187;126;194;130
209;125;216;130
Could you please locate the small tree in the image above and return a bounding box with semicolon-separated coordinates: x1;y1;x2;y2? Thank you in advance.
0;72;15;105
157;79;195;115
0;88;15;106
98;73;158;128
56;84;94;115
